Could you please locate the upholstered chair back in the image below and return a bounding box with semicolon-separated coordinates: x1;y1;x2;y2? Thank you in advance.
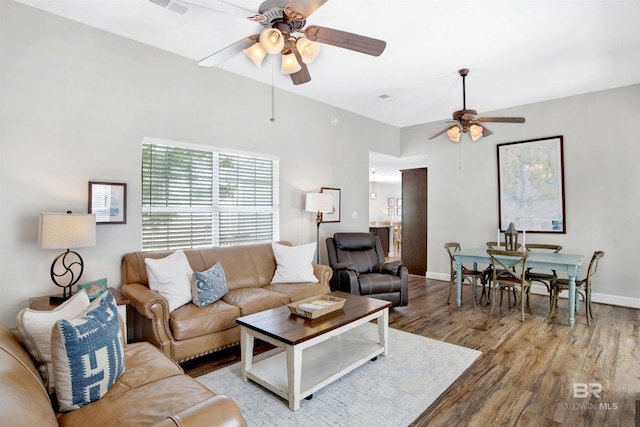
327;233;385;274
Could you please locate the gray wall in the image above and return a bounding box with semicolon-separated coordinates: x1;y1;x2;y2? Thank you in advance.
1;1;638;327
0;1;399;327
401;84;640;307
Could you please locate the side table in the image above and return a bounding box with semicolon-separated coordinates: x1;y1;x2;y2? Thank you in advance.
29;287;130;342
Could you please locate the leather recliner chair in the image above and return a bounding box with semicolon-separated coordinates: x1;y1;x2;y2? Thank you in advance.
326;232;409;307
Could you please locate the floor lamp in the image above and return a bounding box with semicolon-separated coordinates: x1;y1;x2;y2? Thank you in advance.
305;193;334;264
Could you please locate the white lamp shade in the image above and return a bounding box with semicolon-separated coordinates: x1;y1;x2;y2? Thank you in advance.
296;38;321;64
281;52;302;74
470;124;484;141
447;125;461;142
38;213;96;249
243;42;267;67
305;193;334;213
259;28;285;54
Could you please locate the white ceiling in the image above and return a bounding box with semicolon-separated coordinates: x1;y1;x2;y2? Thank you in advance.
14;0;640;131
13;0;639;183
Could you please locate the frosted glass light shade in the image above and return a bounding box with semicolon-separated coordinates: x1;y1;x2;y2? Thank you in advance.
470;124;484;141
243;42;267;67
447;126;461;142
281;52;302;74
39;213;96;249
259;28;285;54
296;38;321;63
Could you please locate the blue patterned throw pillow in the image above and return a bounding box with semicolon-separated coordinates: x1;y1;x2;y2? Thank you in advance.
51;291;125;411
192;262;228;307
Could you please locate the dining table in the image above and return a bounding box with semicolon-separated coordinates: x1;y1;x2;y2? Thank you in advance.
454;248;584;326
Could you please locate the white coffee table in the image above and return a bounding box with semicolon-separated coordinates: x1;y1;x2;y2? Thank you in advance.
236;291;391;411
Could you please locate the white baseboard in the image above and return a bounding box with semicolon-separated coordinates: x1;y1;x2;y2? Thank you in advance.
425;271;640;309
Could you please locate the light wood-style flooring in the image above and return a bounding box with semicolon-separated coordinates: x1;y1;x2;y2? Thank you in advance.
182;276;639;426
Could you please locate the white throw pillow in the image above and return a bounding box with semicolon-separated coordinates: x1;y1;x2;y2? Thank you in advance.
271;242;319;284
144;250;193;312
16;290;91;394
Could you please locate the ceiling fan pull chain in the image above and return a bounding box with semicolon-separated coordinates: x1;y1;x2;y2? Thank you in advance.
270;57;276;122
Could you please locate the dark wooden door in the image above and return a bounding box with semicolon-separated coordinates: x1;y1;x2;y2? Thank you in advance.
401;168;427;275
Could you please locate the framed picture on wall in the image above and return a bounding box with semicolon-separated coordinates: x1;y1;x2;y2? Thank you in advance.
388;208;395;216
88;181;127;224
396;198;402;207
396;208;402;217
388;198;395;206
497;136;565;233
320;187;341;223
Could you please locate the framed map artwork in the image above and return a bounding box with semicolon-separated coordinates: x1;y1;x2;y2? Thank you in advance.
497;136;566;233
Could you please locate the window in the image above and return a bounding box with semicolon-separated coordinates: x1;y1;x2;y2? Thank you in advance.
142;140;279;251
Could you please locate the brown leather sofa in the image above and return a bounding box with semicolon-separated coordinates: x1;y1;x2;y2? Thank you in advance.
122;242;332;362
0;322;246;427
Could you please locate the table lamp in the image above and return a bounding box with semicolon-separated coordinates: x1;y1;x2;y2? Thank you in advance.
305;193;334;264
38;211;96;303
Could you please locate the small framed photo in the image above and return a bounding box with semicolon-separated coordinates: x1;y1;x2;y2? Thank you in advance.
397;198;402;207
89;181;127;224
396;208;402;217
388;198;395;206
320;187;341;223
77;278;108;300
388;208;395;216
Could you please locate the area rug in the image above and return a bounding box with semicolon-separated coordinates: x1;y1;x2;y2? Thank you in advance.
196;324;481;426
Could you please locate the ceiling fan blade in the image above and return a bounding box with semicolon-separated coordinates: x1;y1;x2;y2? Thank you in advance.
481;126;494;137
197;36;257;67
429;127;451;140
304;26;386;56
476;117;526;123
180;0;263;21
285;0;328;21
290;47;311;85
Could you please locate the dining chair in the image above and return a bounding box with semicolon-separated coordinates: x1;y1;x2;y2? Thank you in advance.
393;223;402;256
444;242;486;307
487;249;532;321
549;251;604;326
524;244;562;306
484;241;522;302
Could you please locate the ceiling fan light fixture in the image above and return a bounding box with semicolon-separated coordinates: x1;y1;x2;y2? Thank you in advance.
259;28;285;54
281;51;301;74
243;42;267;67
470;124;484;141
296;38;321;64
447;126;461;142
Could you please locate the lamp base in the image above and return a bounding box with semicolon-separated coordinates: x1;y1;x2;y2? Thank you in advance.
49;288;73;305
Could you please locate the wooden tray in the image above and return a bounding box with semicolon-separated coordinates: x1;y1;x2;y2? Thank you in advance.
287;295;346;319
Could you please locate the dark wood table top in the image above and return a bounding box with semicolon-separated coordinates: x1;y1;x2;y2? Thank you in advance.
236;291;391;346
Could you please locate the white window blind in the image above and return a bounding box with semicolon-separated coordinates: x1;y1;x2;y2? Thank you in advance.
142;141;279;251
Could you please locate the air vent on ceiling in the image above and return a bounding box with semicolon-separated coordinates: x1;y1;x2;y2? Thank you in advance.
149;0;189;15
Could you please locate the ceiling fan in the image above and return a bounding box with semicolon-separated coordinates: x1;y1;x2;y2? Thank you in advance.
171;0;387;85
429;68;525;142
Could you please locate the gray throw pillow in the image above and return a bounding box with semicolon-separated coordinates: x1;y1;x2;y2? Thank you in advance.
192;262;228;307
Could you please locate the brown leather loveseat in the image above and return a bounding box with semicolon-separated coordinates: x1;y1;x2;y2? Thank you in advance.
0;322;246;427
122;242;332;362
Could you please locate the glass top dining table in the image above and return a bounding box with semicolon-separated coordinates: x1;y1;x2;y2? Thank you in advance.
454;248;584;326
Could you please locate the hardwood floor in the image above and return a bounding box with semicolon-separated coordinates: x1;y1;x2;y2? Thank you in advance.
182;276;639;426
